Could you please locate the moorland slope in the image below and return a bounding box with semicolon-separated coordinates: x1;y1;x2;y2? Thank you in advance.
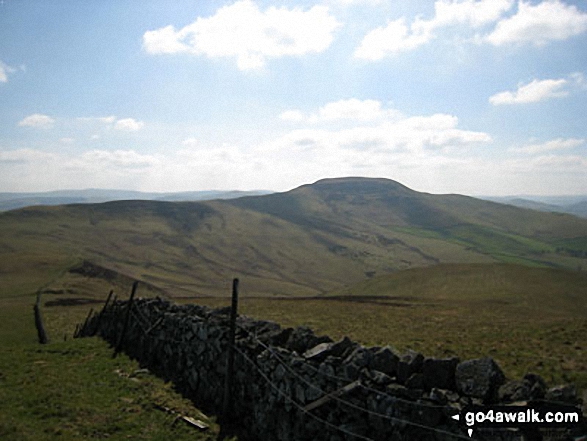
1;177;586;298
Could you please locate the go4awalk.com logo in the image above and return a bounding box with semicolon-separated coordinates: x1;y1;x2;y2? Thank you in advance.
451;404;584;438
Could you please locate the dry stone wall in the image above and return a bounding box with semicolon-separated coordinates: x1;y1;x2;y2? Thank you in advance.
76;297;583;441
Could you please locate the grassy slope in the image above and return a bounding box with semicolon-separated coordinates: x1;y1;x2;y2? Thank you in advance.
1;177;586;301
0;338;221;441
0;267;223;441
196;263;587;391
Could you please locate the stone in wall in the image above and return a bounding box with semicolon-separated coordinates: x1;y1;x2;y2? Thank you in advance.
455;357;505;402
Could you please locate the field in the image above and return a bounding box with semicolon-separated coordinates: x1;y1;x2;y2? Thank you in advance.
0;260;223;441
194;263;587;392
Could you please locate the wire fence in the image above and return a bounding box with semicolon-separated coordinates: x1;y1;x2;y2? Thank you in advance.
89;299;477;440
80;296;580;441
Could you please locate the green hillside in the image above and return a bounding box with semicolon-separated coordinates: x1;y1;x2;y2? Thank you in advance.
1;177;586;302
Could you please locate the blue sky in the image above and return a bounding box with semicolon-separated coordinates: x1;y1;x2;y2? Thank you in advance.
1;0;586;195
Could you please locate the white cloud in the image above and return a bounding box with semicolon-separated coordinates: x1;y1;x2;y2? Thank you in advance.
485;0;587;46
143;25;192;55
78;115;143;133
279;110;306;122
507;154;587;171
570;72;587;90
60;137;75;144
17;113;55;129
0;63;10;83
114;118;145;132
354;18;432;59
182;137;199;147
78;150;160;168
327;0;383;6
316;99;387;122
270;103;491;156
77;116;117;124
511;138;585;154
282;99;399;123
0;60;21;83
355;0;513;59
142;0;341;70
423;0;515;29
489;78;569;105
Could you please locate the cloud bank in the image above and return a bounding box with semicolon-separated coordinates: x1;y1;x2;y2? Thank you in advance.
355;0;587;59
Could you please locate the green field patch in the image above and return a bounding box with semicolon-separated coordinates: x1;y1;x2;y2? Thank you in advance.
0;338;220;441
196;263;587;391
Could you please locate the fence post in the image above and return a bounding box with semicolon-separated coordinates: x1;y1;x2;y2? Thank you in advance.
33;291;49;344
113;281;138;358
92;289;113;336
222;278;239;421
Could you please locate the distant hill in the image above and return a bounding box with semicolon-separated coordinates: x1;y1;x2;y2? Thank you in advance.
1;177;586;297
0;189;272;212
481;195;587;218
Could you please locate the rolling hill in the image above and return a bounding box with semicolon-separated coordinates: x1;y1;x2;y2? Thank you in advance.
0;188;271;212
1;177;586;300
482;195;587;218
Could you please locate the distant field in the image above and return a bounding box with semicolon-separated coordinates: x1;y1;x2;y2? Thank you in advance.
194;263;587;392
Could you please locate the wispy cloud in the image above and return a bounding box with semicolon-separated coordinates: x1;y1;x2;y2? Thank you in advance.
142;0;341;70
510;138;585;154
485;0;587;46
274;100;491;155
354;0;514;59
354;17;432;59
329;0;382;5
281;99;398;123
76;115;144;131
354;1;587;60
489;77;569;105
489;72;586;105
17;113;55;129
0;61;12;83
181;138;199;147
0;60;24;83
77;116;117;124
114;118;145;132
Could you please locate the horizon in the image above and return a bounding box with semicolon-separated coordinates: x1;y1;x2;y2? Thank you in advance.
1;176;586;200
1;1;587;196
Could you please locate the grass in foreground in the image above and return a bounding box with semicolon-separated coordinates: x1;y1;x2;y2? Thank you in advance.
0;256;224;441
0;337;221;441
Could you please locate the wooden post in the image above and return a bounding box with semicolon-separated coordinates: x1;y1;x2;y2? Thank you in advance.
222;278;239;421
92;289;113;335
113;281;138;358
33;292;49;344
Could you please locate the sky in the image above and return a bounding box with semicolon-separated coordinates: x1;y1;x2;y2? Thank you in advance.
1;0;587;196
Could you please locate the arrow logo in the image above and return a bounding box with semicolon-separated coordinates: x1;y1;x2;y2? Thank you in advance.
451;414;474;438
